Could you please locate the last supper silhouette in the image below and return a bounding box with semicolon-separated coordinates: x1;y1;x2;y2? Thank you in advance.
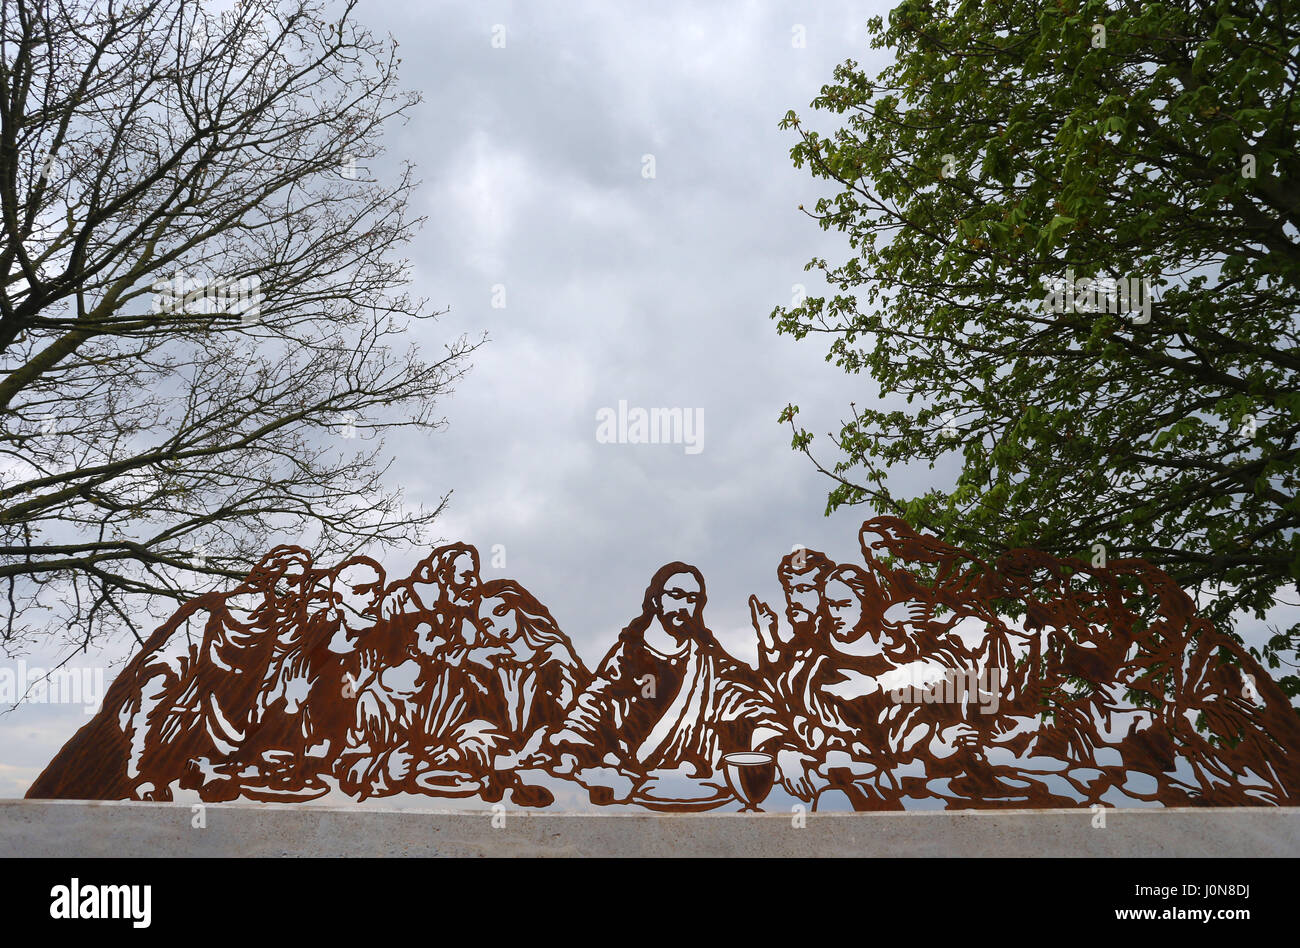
27;517;1300;810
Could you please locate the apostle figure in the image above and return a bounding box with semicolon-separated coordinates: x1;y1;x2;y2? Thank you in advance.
27;583;217;802
533;562;792;809
776;556;1012;810
473;579;590;767
241;556;387;799
749;547;834;687
334;601;507;800
158;546;316;801
773;563;912;808
428;543;483;640
367;544;481;684
118;609;201;801
379;554;438;624
975;551;1300;808
431;543;513;726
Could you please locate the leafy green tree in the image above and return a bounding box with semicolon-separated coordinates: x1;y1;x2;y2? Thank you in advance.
773;0;1300;692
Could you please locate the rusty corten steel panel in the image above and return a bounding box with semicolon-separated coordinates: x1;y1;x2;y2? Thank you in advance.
25;518;1300;810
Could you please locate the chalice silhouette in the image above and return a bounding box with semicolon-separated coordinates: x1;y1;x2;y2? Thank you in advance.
721;751;776;812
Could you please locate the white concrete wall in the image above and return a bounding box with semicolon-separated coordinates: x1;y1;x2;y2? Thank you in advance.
3;800;1298;856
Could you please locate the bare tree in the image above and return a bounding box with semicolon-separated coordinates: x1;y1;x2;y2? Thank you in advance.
0;0;479;656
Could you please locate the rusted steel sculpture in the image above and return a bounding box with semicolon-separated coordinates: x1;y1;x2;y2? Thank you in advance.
26;518;1300;810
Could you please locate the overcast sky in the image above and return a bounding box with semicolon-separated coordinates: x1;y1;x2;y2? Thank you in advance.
386;0;911;656
3;0;1293;799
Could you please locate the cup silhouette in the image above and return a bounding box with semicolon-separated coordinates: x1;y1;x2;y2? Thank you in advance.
721;751;776;812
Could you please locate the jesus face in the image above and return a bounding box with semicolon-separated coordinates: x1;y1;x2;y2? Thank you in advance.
655;571;703;637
